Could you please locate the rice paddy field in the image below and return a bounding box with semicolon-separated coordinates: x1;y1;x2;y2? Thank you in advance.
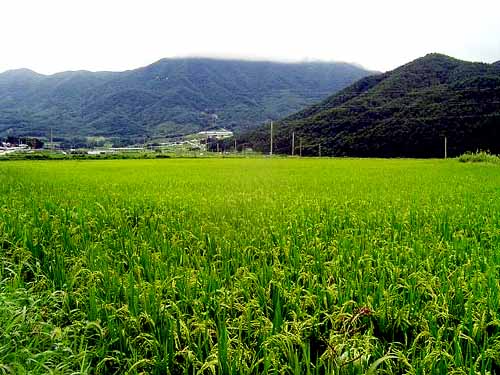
0;158;499;374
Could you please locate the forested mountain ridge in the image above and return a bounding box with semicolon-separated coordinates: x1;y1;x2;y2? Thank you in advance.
0;58;373;143
243;54;500;157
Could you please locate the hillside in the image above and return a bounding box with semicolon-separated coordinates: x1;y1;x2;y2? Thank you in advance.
0;58;373;143
244;54;500;157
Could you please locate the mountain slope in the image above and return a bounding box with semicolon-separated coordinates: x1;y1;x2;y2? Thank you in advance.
245;54;500;157
0;58;373;142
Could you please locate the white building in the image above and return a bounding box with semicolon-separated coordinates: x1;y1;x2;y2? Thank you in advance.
197;128;233;139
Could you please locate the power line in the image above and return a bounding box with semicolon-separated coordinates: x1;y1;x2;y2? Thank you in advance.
284;112;500;125
171;87;500;115
284;100;500;114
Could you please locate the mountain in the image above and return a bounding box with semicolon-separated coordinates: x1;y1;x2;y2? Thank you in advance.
244;54;500;157
0;58;373;143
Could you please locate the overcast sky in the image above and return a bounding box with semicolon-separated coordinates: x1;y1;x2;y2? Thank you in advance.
1;0;499;74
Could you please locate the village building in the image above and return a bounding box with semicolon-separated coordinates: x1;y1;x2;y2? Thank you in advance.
196;128;233;139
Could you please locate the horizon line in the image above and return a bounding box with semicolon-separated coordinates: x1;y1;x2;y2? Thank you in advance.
0;54;377;76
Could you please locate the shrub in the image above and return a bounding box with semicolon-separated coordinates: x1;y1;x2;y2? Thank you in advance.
458;150;500;163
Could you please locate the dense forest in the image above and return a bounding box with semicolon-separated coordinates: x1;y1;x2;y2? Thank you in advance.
0;58;372;144
243;54;500;157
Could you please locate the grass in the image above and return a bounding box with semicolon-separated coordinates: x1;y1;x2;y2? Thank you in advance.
0;158;499;374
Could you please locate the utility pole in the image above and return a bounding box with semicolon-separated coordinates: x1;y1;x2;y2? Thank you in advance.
319;144;321;157
234;138;237;153
292;132;295;156
50;128;53;150
299;138;302;157
270;121;273;156
444;136;448;159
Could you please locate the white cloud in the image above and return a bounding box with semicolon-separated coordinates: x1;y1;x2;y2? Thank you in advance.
0;0;499;74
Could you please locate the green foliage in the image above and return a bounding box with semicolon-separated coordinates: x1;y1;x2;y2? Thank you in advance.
458;150;500;163
244;54;500;157
0;158;499;373
0;59;372;140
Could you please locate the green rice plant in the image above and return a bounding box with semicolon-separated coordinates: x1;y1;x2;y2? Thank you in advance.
0;158;499;374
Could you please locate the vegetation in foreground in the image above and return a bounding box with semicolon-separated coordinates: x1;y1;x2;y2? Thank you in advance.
458;150;500;164
0;158;499;374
